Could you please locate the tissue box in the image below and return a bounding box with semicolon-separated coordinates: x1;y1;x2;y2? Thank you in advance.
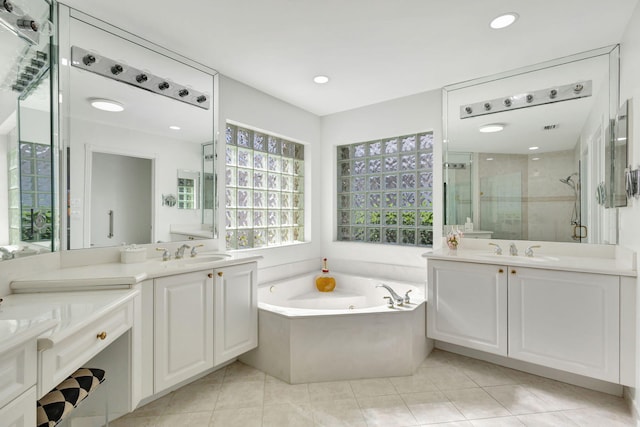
120;246;146;264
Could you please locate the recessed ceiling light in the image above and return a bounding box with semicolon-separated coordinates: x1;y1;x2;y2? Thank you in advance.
486;157;494;161
90;98;124;112
532;157;540;161
313;75;330;84
529;146;539;151
490;13;519;29
169;125;181;130
479;123;505;133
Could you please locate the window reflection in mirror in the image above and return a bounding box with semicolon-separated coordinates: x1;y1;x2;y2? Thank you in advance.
0;0;54;259
61;14;216;249
443;46;619;244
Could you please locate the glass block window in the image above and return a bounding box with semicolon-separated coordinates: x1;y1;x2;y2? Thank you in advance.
225;123;305;249
177;178;196;209
337;132;433;246
18;141;53;242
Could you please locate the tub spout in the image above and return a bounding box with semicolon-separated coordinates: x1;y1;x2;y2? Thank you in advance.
376;284;404;306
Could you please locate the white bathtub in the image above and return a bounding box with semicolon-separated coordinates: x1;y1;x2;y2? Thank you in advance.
240;272;433;383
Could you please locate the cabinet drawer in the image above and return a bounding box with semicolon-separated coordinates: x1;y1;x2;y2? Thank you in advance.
0;341;37;409
39;300;133;396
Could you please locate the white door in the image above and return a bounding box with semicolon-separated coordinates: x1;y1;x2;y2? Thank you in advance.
213;262;258;365
427;260;508;356
508;267;619;382
90;152;152;247
154;271;213;391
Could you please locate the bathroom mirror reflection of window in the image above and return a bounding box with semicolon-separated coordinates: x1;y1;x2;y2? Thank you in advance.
177;170;199;210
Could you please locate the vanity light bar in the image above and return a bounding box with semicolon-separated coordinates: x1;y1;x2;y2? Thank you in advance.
460;80;592;119
70;46;211;110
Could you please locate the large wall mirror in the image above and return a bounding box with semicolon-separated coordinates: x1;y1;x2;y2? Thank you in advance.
443;46;620;245
0;0;56;259
58;7;217;249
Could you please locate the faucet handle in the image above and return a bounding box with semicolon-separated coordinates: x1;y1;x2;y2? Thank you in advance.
156;247;171;261
525;245;541;257
190;244;204;257
383;296;395;308
488;242;502;255
404;289;412;304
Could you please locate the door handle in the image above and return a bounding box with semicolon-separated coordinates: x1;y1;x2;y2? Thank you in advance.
107;210;114;238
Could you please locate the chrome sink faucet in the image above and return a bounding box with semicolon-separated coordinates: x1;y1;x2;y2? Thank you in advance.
525;245;541;257
488;242;502;255
376;284;404;306
509;242;518;256
0;247;14;260
175;244;191;259
190;244;204;257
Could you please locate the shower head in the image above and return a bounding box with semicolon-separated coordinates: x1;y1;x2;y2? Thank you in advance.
560;173;579;190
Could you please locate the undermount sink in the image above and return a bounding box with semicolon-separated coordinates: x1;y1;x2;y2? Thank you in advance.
178;255;228;264
472;253;560;263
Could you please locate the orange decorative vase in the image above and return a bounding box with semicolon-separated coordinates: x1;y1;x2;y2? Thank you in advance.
315;258;336;292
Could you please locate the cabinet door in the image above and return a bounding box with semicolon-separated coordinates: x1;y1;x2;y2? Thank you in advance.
213;262;258;365
154;271;213;392
428;260;508;356
0;387;36;427
508;267;619;383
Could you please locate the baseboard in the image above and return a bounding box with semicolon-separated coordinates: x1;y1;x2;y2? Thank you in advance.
436;341;623;396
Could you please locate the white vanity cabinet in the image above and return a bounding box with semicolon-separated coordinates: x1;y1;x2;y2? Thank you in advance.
0;387;36;427
508;267;619;383
213;262;258;365
154;270;214;392
150;260;258;393
428;258;624;383
427;260;508;356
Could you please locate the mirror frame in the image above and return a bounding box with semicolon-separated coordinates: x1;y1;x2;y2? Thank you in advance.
441;45;621;245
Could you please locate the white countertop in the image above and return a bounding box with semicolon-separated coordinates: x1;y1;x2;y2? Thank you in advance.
0;316;57;354
424;248;637;277
10;252;262;292
0;289;139;349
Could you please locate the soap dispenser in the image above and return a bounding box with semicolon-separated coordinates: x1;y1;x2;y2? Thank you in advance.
315;258;336;292
464;217;474;232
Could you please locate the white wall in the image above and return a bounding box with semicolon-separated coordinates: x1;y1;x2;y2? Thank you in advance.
217;75;323;279
0;134;8;245
619;0;640;415
320;90;442;283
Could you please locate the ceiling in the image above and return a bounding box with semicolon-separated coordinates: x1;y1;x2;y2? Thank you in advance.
53;0;640;116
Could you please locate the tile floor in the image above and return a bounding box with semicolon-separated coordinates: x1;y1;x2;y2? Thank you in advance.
111;350;636;426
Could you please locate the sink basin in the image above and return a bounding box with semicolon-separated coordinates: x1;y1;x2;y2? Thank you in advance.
177;254;229;264
471;253;559;263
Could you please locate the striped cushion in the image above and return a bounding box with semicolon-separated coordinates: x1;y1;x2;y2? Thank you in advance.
37;368;106;427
